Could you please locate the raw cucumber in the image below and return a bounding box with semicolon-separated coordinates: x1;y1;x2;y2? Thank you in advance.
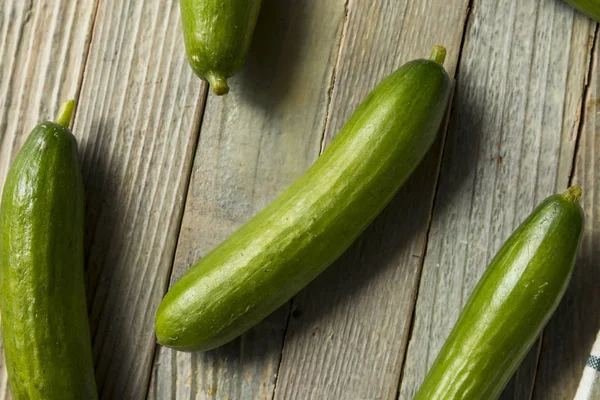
564;0;600;22
180;0;262;95
155;46;452;352
0;101;97;399
414;186;585;400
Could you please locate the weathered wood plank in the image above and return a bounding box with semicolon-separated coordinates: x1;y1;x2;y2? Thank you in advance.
73;0;204;397
147;1;349;398
532;26;599;400
398;1;595;399
273;1;469;399
0;0;98;398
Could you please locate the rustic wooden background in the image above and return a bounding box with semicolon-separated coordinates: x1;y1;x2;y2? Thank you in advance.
0;0;598;399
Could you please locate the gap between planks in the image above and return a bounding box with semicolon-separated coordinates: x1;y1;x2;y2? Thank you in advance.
394;0;476;393
530;23;599;400
141;82;210;399
270;0;353;396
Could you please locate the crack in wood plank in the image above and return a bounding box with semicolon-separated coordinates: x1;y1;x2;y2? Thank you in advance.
395;82;457;400
531;23;599;400
270;1;353;398
395;2;477;396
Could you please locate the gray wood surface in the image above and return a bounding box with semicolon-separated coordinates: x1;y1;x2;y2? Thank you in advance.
73;0;204;397
0;0;598;399
398;1;596;399
532;28;599;400
148;1;349;398
0;0;98;398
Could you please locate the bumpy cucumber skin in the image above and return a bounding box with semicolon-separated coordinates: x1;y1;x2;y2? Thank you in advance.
414;192;584;400
0;123;97;399
180;0;262;94
155;58;451;352
564;0;600;22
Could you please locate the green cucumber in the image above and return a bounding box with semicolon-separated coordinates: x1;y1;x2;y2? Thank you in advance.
414;186;585;400
155;46;452;352
0;101;97;399
563;0;600;22
180;0;262;95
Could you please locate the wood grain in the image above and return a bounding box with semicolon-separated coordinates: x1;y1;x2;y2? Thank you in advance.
73;0;204;397
532;26;599;400
272;0;469;399
147;1;349;398
0;0;98;398
1;0;595;399
398;1;596;399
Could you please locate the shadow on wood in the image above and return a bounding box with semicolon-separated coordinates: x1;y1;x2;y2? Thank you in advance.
238;0;309;109
79;119;136;398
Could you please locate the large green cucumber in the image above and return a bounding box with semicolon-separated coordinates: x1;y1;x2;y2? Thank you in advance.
563;0;600;22
155;46;452;352
180;0;262;95
0;101;97;399
414;186;585;400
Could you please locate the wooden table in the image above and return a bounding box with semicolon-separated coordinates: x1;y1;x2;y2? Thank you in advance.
0;0;598;399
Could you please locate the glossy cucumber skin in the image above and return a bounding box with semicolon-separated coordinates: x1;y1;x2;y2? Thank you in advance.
414;192;584;400
155;58;451;352
0;123;97;399
564;0;600;22
180;0;262;94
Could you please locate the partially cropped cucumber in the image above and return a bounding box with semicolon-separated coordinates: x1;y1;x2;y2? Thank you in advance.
155;46;452;352
563;0;600;22
414;187;585;400
0;101;97;399
180;0;262;95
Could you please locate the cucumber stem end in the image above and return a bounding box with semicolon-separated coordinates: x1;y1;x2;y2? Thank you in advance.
207;73;230;96
55;100;76;128
562;185;583;203
430;45;447;65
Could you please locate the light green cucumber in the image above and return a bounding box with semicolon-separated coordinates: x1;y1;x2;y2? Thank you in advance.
155;46;452;352
180;0;262;95
0;101;97;399
414;186;585;400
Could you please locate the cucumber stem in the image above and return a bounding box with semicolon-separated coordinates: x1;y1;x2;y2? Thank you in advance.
430;45;447;65
206;72;230;96
55;100;76;128
562;185;583;203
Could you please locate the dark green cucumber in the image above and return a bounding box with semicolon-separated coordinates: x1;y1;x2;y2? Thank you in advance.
180;0;262;95
564;0;600;22
414;186;585;400
0;101;97;399
155;46;452;352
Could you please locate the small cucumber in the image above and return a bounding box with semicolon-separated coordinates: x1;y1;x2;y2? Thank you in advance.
180;0;262;95
414;186;585;400
155;46;452;352
563;0;600;22
0;101;97;399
